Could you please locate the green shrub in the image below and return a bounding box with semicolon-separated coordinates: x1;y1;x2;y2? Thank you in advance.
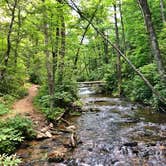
0;154;22;166
123;63;162;105
0;128;23;154
152;82;166;111
103;64;118;94
123;76;152;102
1;95;15;108
28;56;44;84
104;72;118;94
159;24;166;68
0;61;27;99
35;89;75;120
15;87;28;99
0;104;9;116
35;79;78;120
47;107;65;120
5;116;36;139
0;116;35;154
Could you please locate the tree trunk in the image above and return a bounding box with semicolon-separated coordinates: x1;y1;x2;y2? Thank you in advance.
102;31;109;64
52;27;60;86
160;0;166;23
58;13;66;84
14;6;21;66
43;0;54;112
138;0;166;81
114;3;122;96
119;0;126;53
0;0;18;79
56;0;66;84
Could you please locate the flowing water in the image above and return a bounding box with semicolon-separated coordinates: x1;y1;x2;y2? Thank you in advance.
17;84;166;166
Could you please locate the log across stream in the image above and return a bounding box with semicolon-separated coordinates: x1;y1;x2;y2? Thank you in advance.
16;84;166;166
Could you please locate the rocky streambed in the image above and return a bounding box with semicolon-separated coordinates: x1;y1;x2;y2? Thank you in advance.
16;84;166;166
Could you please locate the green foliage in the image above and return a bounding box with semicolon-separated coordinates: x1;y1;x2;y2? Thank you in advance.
35;81;78;120
29;71;42;84
159;24;166;68
0;62;28;99
0;154;22;166
0;95;15;108
88;67;106;81
0;116;35;154
29;55;44;84
152;82;166;111
47;107;65;120
104;66;118;94
0;128;23;154
123;64;160;103
35;91;66;120
16;87;28;99
0;104;9;116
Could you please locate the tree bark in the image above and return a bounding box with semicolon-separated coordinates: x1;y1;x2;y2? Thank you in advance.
65;0;166;105
14;6;21;66
58;12;66;84
119;0;126;53
160;0;166;23
43;0;54;112
56;0;66;84
0;0;18;79
102;31;109;64
138;0;166;81
52;27;60;86
114;3;122;96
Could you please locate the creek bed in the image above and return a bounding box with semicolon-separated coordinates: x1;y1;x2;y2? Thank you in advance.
16;85;166;166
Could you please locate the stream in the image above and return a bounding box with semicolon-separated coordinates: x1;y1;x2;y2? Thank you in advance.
17;84;166;166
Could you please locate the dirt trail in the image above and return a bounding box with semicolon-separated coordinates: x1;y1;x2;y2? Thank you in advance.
2;84;48;131
12;84;39;116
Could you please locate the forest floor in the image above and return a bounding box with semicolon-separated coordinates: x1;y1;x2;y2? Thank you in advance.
2;84;49;133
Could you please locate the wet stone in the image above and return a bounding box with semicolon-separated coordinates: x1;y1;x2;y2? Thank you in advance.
19;142;30;149
123;142;138;147
18;153;30;159
39;145;50;149
141;150;150;158
148;142;156;146
20;163;33;166
48;151;65;163
48;147;67;163
111;159;119;164
87;147;93;152
64;159;78;166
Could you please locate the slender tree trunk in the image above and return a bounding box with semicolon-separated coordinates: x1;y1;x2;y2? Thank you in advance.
14;6;21;66
58;13;66;84
0;0;18;79
52;27;60;86
43;0;54;112
114;3;122;96
119;0;126;53
102;31;109;64
138;0;166;81
56;0;66;84
65;0;166;105
160;0;166;23
94;40;102;67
